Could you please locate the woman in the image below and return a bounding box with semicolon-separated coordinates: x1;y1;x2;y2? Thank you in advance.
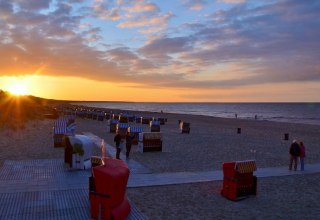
299;141;306;171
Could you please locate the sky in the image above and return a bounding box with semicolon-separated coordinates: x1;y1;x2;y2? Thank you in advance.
0;0;319;102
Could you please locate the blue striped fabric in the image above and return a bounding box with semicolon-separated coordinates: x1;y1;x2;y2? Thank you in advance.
110;119;119;124
54;116;75;134
118;123;129;128
54;126;67;134
129;127;144;133
150;121;160;125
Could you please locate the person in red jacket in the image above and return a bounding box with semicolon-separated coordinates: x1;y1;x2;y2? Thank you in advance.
299;141;306;171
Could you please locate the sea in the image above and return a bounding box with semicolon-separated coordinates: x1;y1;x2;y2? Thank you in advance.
72;102;320;126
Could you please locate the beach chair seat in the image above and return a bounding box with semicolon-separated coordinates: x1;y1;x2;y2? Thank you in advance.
96;111;105;121
138;132;163;152
135;116;142;123
141;116;153;124
92;112;98;120
179;121;190;134
64;135;93;169
53;116;77;147
90;159;131;220
221;160;257;201
119;114;129;123
150;120;161;132
105;113;111;120
129;126;144;145
53;118;68;148
157;118;166;125
112;113;120;120
128;115;136;122
109;119;119;133
116;123;129;138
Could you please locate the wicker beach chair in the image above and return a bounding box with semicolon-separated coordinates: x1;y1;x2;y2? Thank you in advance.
117;123;129;138
109;119;119;133
138;132;163;152
128;126;144;145
150;120;161;132
141;116;153;124
179;121;190;134
53;116;76;147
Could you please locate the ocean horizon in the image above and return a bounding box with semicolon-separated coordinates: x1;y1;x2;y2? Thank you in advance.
71;102;320;126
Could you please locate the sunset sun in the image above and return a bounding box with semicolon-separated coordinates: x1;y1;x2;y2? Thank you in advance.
8;83;28;96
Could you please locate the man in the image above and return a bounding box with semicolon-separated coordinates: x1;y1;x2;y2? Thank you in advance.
289;140;300;171
114;131;122;159
125;131;134;160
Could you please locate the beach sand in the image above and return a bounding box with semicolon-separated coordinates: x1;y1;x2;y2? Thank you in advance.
1;109;320;219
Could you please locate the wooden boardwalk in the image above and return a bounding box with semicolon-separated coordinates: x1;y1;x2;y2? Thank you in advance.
0;159;147;220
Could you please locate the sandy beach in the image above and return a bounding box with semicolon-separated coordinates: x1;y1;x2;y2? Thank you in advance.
1;108;320;219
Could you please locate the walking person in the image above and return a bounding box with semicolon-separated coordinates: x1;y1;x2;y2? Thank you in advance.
299;141;306;171
114;131;122;160
289;140;300;171
125;131;133;160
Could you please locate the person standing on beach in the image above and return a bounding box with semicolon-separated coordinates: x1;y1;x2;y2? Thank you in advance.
114;131;122;159
289;140;300;171
125;131;133;160
299;141;306;171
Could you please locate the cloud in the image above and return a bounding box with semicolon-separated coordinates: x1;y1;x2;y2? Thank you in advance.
125;2;159;13
0;1;13;19
116;1;172;34
0;0;319;91
182;0;206;11
92;0;122;20
107;47;139;61
13;0;52;11
81;27;101;43
139;36;193;57
118;12;173;34
178;0;320;87
0;0;124;82
217;0;246;4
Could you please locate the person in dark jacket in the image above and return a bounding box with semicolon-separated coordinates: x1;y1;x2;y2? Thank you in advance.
125;131;134;160
289;140;300;171
114;131;122;159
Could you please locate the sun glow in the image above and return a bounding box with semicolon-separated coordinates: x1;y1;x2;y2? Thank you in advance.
0;76;34;96
8;82;28;96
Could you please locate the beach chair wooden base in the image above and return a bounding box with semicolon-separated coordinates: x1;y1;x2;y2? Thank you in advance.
140;140;162;152
181;128;190;134
54;134;66;148
221;176;257;201
151;125;160;132
143;145;162;152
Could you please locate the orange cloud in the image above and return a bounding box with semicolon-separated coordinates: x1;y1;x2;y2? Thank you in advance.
118;12;172;29
125;2;158;13
190;4;204;11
